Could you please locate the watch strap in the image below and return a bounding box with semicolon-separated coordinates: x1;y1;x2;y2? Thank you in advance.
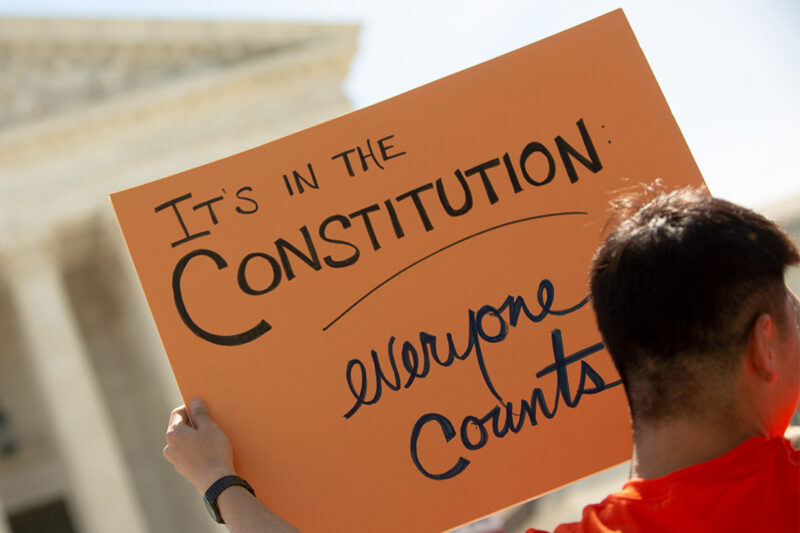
203;475;256;524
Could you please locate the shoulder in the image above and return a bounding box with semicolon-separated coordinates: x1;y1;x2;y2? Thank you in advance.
527;436;799;533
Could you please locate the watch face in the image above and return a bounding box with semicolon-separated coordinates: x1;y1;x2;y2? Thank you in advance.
203;495;222;523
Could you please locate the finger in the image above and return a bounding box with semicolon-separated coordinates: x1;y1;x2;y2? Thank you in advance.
163;444;174;463
189;398;211;429
168;406;189;430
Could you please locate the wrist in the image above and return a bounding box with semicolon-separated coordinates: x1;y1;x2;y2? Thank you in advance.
216;484;255;508
197;467;237;494
203;475;255;524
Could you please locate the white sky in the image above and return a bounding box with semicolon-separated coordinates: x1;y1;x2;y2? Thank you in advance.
2;0;799;209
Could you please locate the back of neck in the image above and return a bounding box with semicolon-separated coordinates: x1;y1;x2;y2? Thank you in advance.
631;416;758;479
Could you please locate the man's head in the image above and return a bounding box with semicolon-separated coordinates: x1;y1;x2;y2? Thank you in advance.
589;187;799;429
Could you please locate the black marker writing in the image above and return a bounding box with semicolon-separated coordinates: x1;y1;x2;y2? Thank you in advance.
343;278;587;418
409;327;620;480
166;118;603;344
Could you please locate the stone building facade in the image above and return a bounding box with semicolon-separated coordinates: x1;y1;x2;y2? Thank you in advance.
0;14;797;533
0;17;358;533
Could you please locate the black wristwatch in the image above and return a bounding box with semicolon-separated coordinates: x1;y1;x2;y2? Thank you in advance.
203;475;256;524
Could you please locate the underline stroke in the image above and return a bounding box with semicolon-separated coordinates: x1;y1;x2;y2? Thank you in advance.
321;211;589;331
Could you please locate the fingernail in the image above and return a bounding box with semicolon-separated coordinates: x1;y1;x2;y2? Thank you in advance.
190;398;204;409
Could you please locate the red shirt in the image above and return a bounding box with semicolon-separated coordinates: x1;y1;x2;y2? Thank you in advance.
528;437;800;533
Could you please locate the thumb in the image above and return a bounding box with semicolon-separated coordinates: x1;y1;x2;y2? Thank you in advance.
189;398;211;428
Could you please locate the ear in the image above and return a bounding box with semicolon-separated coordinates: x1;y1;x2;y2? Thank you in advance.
746;313;779;383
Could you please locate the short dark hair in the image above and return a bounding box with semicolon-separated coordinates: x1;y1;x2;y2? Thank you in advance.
590;186;799;423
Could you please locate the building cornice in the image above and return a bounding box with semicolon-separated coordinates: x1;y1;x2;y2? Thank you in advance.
0;17;359;248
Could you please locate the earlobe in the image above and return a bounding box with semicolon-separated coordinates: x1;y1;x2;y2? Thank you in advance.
747;313;778;383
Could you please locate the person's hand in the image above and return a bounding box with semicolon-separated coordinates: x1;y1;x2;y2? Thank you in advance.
163;398;236;493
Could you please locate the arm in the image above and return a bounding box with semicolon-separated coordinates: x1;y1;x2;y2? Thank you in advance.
163;398;301;533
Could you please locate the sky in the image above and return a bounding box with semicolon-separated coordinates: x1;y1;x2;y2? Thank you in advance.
2;0;799;209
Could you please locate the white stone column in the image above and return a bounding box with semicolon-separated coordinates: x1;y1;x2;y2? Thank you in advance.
0;495;12;533
102;214;182;407
4;245;149;533
101;214;220;533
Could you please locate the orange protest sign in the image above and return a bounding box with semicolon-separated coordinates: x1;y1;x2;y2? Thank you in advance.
112;9;705;532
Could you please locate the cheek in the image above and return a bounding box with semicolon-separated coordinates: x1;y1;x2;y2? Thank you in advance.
774;343;800;434
785;352;800;417
772;394;798;437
